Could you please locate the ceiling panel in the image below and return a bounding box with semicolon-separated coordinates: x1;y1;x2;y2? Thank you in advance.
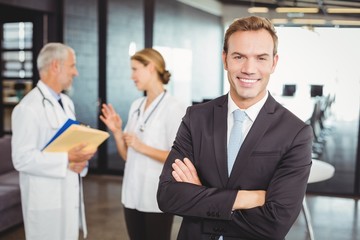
217;0;360;25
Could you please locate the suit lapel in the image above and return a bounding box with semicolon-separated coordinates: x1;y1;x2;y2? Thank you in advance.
213;95;229;187
228;94;278;185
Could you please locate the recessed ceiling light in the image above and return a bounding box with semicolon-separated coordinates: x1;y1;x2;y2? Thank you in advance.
276;7;319;13
327;8;360;14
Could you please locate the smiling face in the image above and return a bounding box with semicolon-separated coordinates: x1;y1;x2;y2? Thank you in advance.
223;29;278;109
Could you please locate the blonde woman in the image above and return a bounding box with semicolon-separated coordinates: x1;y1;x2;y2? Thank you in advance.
100;48;185;240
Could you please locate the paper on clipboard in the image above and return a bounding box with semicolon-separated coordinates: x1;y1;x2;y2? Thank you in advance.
43;119;110;152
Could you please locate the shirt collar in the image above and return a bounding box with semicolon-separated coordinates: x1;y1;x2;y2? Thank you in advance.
228;91;268;122
39;80;62;101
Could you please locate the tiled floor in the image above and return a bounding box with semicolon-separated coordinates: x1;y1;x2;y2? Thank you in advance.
0;174;359;240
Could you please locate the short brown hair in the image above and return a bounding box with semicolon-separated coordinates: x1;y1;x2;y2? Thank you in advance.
223;16;278;56
131;48;171;84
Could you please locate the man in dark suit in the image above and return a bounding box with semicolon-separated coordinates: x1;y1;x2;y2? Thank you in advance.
157;16;313;240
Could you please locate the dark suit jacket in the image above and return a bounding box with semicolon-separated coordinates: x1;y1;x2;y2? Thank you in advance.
157;93;313;240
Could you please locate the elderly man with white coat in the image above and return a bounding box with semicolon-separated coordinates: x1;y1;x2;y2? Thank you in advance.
11;43;95;240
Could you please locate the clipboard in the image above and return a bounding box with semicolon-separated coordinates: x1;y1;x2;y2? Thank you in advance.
43;119;110;152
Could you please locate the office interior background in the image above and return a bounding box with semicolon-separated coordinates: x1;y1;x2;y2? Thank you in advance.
0;0;359;239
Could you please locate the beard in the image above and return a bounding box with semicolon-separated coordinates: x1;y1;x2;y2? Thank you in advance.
63;84;74;97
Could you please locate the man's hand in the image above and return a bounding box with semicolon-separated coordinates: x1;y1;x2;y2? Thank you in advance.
172;158;202;186
68;143;95;163
232;190;266;210
68;161;87;174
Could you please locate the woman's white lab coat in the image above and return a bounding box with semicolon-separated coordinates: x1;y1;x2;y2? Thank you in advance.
11;81;87;240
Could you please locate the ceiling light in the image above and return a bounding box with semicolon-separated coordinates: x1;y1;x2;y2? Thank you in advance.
331;20;360;26
276;7;319;13
271;19;289;25
248;7;269;13
327;8;360;14
292;19;327;25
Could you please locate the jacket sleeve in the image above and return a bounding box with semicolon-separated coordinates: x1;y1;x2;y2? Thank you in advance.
204;124;313;240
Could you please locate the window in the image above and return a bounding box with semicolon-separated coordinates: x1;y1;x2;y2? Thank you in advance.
1;22;34;134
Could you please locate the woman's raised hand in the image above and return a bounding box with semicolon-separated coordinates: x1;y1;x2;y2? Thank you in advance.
99;103;123;134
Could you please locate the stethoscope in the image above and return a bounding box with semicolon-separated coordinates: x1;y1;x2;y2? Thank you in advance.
133;90;167;132
37;86;74;129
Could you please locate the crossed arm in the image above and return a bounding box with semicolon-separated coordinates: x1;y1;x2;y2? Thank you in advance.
172;157;266;210
157;104;313;240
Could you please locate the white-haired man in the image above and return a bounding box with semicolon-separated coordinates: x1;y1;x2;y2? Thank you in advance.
12;43;95;240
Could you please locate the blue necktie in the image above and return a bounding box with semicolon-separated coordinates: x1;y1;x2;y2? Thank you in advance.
220;110;246;240
227;109;246;176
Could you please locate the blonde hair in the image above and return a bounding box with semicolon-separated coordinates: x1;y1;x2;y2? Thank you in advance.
131;48;171;84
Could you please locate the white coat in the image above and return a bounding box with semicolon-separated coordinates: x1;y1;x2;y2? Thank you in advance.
11;80;87;240
122;92;185;212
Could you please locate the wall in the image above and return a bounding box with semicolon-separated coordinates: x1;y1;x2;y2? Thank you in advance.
154;0;223;104
63;0;99;168
106;0;144;171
